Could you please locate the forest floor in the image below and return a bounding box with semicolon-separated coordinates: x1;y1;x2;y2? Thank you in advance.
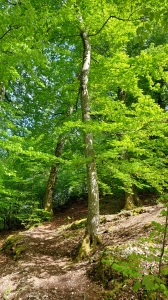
0;198;166;300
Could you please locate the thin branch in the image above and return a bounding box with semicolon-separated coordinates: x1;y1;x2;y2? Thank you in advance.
0;25;21;40
1;50;14;55
50;11;140;42
158;206;168;277
89;14;141;37
91;56;99;63
5;93;12;102
0;27;12;40
156;205;168;300
75;86;81;111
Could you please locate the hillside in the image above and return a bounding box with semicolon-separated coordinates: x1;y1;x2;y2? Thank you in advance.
0;203;166;300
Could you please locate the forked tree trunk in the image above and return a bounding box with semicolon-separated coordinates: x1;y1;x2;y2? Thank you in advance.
44;136;65;214
77;29;100;260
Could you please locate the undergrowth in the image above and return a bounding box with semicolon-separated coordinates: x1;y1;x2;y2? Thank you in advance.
103;202;168;300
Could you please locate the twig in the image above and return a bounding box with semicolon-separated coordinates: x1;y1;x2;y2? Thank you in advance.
156;205;168;300
0;25;21;40
0;27;12;40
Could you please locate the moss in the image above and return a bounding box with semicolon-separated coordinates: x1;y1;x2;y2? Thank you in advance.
103;282;123;298
133;207;146;215
143;222;152;229
76;234;91;261
1;234;22;251
124;193;135;210
0;233;26;260
76;233;101;262
13;245;26;260
100;216;106;224
120;210;133;217
70;218;86;230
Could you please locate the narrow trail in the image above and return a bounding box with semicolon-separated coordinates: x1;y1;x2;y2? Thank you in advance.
0;223;104;300
0;203;165;300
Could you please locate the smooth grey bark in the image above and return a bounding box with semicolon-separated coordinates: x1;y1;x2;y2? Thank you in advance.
77;29;100;259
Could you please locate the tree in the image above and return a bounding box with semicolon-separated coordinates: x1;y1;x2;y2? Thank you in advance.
48;0;168;255
44;105;73;214
1;0;168;257
76;16;100;257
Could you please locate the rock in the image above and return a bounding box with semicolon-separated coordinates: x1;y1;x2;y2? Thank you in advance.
0;233;26;260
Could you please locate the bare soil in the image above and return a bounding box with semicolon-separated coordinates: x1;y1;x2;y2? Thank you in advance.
0;201;166;300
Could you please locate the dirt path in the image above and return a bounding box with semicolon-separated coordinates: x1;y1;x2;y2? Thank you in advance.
0;204;165;300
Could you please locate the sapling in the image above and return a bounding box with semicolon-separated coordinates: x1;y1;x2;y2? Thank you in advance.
155;202;168;300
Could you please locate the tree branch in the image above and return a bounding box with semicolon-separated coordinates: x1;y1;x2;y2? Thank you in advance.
0;25;21;40
5;93;12;102
0;27;12;40
89;13;141;37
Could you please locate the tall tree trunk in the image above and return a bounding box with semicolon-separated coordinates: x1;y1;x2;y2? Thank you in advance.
44;135;65;214
44;107;73;214
77;29;100;260
118;89;141;209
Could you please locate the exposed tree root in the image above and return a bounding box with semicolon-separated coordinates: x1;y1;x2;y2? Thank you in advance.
76;232;101;262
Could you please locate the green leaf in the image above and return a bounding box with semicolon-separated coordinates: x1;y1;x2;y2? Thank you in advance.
149;12;155;21
142;276;155;291
154;12;161;22
144;23;151;31
133;280;141;292
136;26;144;35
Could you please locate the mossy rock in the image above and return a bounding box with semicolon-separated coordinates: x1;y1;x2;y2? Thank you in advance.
0;233;26;260
133;207;146;215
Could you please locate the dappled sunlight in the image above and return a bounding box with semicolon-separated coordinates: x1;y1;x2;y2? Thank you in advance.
0;203;166;299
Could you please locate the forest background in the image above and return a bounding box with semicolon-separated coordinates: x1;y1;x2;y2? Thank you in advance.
0;0;168;236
